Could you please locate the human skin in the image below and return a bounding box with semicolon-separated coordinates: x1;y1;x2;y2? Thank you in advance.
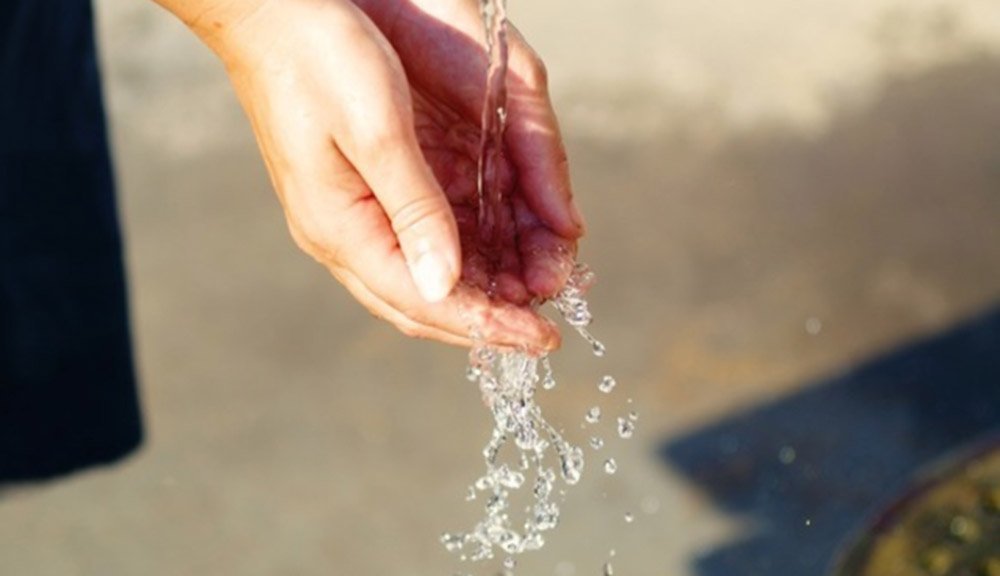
152;0;584;350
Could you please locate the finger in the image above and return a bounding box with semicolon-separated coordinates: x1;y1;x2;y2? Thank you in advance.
504;26;586;240
514;195;577;298
330;195;561;350
335;263;559;351
331;265;474;347
355;135;461;304
380;3;584;239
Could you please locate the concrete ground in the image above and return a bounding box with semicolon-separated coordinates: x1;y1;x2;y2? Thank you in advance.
2;1;999;575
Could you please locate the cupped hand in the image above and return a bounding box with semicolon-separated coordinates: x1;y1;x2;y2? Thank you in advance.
186;0;584;350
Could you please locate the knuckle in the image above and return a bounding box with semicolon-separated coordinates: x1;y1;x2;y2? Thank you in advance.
389;195;450;238
363;126;399;152
287;221;316;254
288;214;346;267
524;56;549;91
357;114;410;153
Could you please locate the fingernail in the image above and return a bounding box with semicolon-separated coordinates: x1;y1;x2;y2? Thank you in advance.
411;250;455;303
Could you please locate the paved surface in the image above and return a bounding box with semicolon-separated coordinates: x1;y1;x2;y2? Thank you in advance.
2;1;999;575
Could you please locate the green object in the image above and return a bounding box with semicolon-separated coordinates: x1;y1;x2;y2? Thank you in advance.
833;438;1000;576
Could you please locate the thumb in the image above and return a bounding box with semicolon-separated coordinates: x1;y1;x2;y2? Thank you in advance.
353;131;461;303
324;21;461;303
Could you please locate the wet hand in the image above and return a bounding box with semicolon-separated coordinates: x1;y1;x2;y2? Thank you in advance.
171;0;584;349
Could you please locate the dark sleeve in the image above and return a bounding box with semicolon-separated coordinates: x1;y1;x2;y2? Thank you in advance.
0;0;143;482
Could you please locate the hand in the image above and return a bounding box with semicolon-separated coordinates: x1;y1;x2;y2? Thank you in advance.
171;0;585;350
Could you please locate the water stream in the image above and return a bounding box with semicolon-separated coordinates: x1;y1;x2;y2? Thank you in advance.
476;0;510;261
439;0;631;571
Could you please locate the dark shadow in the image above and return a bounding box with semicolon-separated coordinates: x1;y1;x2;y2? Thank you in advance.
623;40;1000;576
659;307;1000;576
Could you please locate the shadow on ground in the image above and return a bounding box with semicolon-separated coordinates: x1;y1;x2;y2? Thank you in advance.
653;50;1000;576
660;306;1000;576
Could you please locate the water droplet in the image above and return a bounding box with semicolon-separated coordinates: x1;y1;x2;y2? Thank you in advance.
541;357;556;390
507;472;526;490
598;375;617;393
503;556;516;570
483;435;506;464
522;533;544;550
628;411;639;422
617;417;635;439
778;446;797;464
559;446;585;485
476;346;496;364
805;317;822;335
465;486;477;501
573;262;595;285
585;406;602;424
519;452;531;470
565;307;591;327
603;561;615;576
486;494;506;515
624;511;634;523
441;533;465;552
496;465;526;489
604;458;618;475
719;435;740;455
498;531;521;554
541;467;556;483
532;500;559;530
589;437;604;450
533;475;553;500
591;340;606;357
640;495;661;515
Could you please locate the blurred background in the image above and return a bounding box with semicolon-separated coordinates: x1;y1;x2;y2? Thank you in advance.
2;0;999;574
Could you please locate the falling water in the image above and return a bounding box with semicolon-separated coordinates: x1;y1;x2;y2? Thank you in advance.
476;0;510;261
441;265;601;563
440;0;637;568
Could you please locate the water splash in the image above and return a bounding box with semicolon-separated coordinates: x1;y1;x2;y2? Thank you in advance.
441;267;600;562
541;357;557;390
549;265;605;354
441;0;625;566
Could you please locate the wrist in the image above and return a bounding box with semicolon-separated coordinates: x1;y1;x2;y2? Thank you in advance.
153;0;277;61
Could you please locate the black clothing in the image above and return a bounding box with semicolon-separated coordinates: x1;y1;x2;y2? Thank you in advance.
1;0;142;480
